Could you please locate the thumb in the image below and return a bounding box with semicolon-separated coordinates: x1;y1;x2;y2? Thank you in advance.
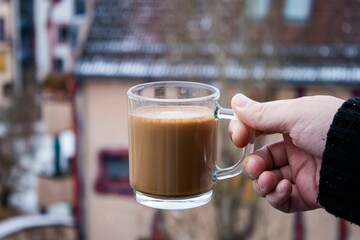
231;94;295;134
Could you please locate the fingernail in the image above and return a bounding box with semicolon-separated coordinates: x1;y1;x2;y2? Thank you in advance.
245;162;255;179
255;179;264;190
232;94;250;108
277;181;284;193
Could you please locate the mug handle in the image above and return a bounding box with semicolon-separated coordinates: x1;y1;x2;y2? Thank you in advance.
213;105;254;181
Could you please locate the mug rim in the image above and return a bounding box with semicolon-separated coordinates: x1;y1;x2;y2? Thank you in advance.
127;81;220;103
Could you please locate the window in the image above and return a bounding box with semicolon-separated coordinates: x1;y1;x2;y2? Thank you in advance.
95;150;132;195
0;52;6;72
283;0;313;22
245;0;270;21
103;157;128;180
2;82;13;98
53;58;64;71
58;25;70;44
75;0;85;15
0;18;4;41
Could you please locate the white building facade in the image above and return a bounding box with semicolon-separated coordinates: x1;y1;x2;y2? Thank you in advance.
35;0;85;82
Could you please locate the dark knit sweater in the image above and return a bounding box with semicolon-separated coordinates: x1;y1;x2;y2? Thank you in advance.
319;97;360;225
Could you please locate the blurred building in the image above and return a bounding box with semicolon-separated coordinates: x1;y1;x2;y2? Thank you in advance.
0;0;13;104
29;0;86;215
33;0;86;235
0;0;38;98
18;0;36;86
34;0;86;81
73;0;360;240
1;0;86;95
0;0;84;239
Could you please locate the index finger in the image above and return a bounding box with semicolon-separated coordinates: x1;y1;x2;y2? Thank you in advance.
228;119;262;148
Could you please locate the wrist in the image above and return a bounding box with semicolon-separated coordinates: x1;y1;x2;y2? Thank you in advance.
318;97;360;225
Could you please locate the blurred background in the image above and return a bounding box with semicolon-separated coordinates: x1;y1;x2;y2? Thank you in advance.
0;0;360;239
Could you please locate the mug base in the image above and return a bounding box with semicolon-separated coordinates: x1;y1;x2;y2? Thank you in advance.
134;190;212;210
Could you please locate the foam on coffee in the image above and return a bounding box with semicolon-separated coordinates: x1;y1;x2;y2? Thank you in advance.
133;106;213;119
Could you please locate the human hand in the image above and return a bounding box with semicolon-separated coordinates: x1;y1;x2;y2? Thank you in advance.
229;94;344;213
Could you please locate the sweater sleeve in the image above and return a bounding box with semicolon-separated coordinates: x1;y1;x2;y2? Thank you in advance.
318;97;360;225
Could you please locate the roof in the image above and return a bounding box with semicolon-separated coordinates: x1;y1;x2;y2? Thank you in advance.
74;0;360;84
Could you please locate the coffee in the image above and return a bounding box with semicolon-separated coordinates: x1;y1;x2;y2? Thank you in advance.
129;105;217;197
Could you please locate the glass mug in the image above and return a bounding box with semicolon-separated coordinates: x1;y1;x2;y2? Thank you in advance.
127;81;254;210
